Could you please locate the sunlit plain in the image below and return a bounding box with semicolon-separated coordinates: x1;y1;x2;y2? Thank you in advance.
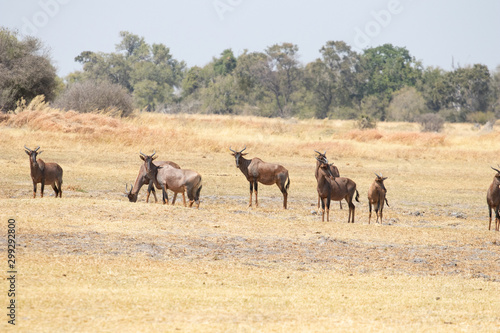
1;106;499;332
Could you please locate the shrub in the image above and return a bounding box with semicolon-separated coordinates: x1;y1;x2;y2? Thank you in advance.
417;113;445;132
466;111;496;125
55;80;134;117
356;114;377;130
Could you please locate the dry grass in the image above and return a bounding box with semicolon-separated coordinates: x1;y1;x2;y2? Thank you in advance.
1;109;500;332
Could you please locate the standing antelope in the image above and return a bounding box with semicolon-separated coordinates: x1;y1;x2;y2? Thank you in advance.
127;160;185;205
487;167;500;231
368;173;390;224
141;152;202;208
314;151;341;209
230;147;290;209
24;146;63;198
316;157;359;222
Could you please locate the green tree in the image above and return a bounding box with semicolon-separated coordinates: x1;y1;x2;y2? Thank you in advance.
361;44;423;117
201;75;237;114
245;43;302;117
449;64;490;117
419;67;452;112
73;31;185;110
305;41;363;118
213;49;237;76
0;28;58;111
490;65;500;115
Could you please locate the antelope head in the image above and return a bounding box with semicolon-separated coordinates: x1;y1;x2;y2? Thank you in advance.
314;150;328;164
24;145;43;167
125;184;137;202
229;146;247;167
140;151;158;176
374;173;388;182
491;166;500;181
316;156;335;178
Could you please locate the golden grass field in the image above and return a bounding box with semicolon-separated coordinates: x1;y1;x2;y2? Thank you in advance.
1;104;499;332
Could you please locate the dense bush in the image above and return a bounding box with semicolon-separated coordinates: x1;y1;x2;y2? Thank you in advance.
356;114;377;130
55;80;134;117
418;113;445;132
0;28;58;111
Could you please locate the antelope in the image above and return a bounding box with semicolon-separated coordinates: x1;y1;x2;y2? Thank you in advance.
314;151;341;209
126;160;185;205
487;167;500;231
316;157;359;222
24;145;63;198
141;152;202;208
229;147;290;209
368;173;390;224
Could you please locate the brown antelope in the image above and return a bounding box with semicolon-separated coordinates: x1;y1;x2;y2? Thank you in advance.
230;147;290;209
141;152;202;208
487;167;500;231
368;173;390;224
314;151;341;209
316;157;359;222
24;145;63;198
126;160;185;205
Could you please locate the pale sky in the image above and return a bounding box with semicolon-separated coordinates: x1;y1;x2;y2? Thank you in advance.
1;0;499;77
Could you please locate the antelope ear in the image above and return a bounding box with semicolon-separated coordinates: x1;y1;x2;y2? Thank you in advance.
25;150;31;156
152;155;158;160
140;155;146;161
382;177;388;181
37;150;43;155
241;153;248;156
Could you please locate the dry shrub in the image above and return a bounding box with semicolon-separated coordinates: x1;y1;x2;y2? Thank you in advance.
7;108;124;135
55;80;134;117
417;113;445;132
345;129;383;142
0;113;10;123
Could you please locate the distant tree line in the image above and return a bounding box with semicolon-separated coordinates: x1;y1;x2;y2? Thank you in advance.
2;28;500;125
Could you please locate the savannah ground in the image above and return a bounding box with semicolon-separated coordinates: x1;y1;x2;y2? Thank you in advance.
0;107;499;332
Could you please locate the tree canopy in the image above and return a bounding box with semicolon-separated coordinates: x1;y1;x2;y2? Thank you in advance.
1;27;498;123
0;28;58;111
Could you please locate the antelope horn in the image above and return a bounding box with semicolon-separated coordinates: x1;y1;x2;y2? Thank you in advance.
240;146;247;153
314;150;322;155
140;151;147;157
492;167;500;174
34;146;40;152
24;145;32;152
151;150;156;157
375;173;381;178
229;146;236;153
316;156;326;163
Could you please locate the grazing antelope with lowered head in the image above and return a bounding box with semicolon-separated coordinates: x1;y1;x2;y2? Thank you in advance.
24;145;63;198
314;150;341;209
368;173;390;224
126;159;185;205
141;152;202;208
316;157;359;222
486;166;500;231
230;147;290;209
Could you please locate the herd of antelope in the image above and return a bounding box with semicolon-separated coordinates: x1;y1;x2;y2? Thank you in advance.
23;145;500;231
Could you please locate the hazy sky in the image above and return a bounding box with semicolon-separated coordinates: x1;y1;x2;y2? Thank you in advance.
1;0;499;77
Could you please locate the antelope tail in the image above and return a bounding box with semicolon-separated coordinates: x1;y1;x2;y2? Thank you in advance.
355;190;360;203
194;176;203;201
285;176;290;192
385;197;390;207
